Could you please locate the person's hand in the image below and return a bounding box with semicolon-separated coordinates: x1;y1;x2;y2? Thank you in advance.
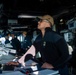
41;62;54;69
6;61;19;66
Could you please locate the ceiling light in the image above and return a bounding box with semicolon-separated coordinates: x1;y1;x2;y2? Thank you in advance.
18;15;38;18
60;19;63;22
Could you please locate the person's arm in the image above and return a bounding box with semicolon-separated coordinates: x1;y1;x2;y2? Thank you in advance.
53;38;69;68
18;45;36;66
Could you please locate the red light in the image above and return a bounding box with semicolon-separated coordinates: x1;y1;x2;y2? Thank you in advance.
25;70;30;74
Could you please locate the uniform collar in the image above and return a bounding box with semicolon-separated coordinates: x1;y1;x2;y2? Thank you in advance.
45;27;52;32
39;27;52;37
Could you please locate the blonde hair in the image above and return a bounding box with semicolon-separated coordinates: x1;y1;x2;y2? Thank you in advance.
23;31;27;35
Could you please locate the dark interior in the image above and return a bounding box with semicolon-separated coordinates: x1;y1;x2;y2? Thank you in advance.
0;0;76;33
